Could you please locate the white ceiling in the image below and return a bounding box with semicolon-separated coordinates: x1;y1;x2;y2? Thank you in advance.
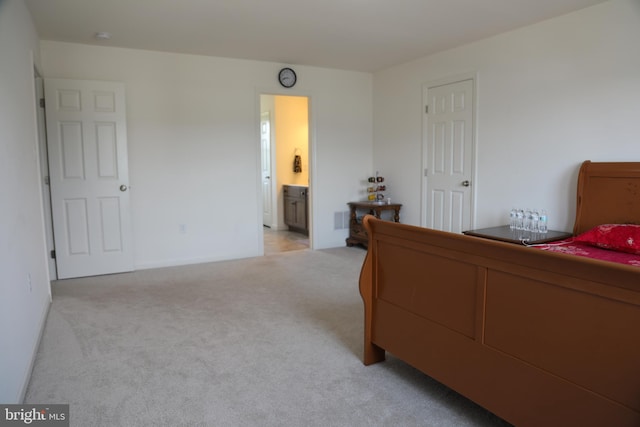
25;0;608;72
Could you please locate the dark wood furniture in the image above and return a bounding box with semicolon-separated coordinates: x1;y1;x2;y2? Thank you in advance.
346;201;401;248
462;225;572;245
283;185;308;235
359;161;640;427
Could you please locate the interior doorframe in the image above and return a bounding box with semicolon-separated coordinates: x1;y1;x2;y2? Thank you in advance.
255;87;315;254
421;71;479;230
33;69;58;281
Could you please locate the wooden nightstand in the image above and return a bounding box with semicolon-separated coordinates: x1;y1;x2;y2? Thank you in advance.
462;225;572;245
346;201;402;248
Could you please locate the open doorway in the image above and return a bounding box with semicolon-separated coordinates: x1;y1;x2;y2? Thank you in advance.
260;94;310;255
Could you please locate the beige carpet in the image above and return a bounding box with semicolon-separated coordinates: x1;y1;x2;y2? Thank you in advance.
25;248;511;427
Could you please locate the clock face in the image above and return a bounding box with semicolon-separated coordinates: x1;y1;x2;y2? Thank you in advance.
278;68;297;88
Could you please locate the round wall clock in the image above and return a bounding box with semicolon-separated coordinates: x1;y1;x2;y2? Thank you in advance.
278;67;297;88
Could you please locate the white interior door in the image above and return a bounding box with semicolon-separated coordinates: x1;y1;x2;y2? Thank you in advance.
45;78;133;279
422;79;475;233
261;112;273;227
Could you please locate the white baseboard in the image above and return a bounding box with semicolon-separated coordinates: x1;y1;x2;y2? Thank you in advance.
18;296;51;403
134;251;260;271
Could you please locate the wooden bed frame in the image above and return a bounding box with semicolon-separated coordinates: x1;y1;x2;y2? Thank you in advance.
359;161;640;427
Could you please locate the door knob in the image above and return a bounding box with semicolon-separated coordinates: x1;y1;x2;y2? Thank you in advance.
461;180;470;187
120;185;128;192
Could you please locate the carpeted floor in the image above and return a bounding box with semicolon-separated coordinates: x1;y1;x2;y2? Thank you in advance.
25;247;512;427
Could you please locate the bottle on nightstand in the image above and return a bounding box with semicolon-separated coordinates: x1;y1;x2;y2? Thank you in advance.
538;209;548;233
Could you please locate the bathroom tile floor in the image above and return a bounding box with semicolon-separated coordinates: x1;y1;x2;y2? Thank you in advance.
263;227;309;255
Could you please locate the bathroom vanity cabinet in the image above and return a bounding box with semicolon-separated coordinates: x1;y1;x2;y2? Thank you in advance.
283;185;308;235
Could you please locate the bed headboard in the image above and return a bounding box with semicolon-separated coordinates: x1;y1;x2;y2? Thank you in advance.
573;160;640;235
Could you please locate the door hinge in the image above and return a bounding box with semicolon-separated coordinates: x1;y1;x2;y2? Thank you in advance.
425;105;429;114
44;176;50;185
50;250;56;259
40;98;45;108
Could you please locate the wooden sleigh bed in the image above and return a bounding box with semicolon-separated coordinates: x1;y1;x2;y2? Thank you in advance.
359;161;640;427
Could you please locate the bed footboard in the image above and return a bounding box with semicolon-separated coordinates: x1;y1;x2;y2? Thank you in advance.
359;215;640;427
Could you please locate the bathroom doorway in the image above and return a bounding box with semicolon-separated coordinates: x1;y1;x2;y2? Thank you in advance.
259;94;311;254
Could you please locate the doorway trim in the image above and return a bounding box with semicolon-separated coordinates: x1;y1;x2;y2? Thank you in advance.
256;88;315;255
421;71;479;230
34;71;58;280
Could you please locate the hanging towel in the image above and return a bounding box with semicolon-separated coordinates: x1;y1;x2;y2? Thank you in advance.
293;155;302;173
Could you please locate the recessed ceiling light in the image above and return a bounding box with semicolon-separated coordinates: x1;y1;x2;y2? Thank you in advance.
94;32;112;40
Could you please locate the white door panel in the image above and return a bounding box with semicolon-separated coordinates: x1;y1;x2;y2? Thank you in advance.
45;79;133;279
423;79;474;233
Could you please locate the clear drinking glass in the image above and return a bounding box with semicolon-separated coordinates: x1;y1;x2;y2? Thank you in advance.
516;208;524;230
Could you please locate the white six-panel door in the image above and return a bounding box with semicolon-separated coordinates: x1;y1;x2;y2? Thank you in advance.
423;79;474;233
45;79;133;279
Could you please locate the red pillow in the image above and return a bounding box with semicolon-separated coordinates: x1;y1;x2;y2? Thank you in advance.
574;224;640;255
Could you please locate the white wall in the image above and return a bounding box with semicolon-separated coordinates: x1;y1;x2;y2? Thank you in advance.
40;41;373;267
373;0;640;232
0;0;52;403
